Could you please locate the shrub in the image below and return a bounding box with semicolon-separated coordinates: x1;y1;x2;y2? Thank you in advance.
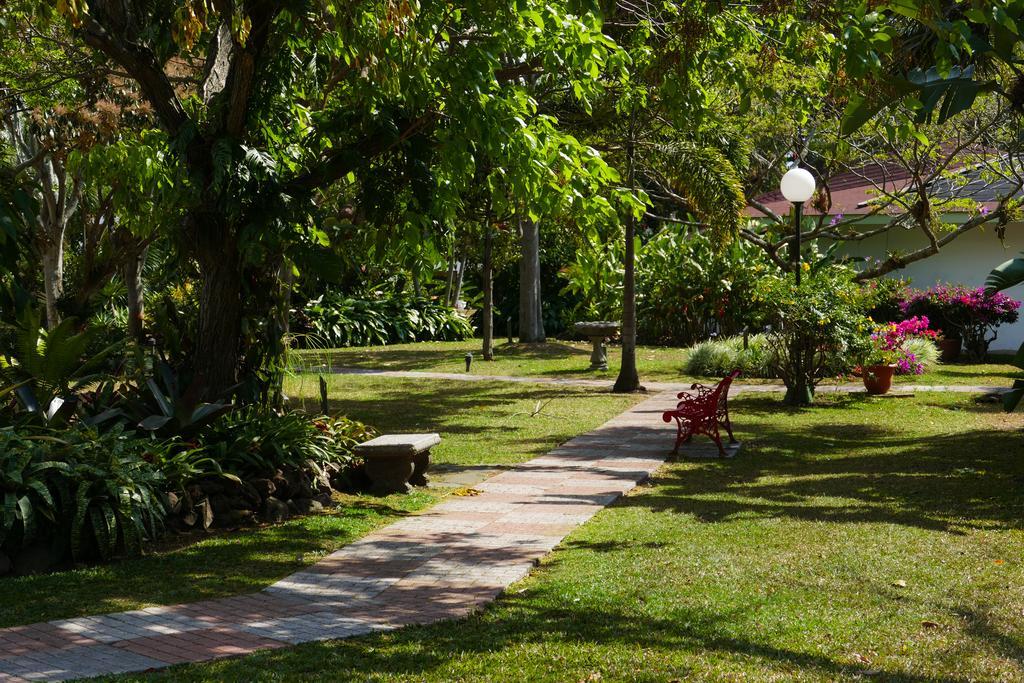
561;228;778;346
900;284;1021;360
685;334;774;378
865;317;941;375
637;230;776;346
755;267;873;404
198;409;374;480
0;423;167;563
296;292;474;347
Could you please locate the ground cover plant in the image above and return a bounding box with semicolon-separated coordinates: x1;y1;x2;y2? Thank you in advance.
109;392;1024;682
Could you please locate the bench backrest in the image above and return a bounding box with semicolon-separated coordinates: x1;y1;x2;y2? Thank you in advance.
713;370;741;412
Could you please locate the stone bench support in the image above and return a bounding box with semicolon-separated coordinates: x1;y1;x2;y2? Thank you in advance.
354;433;441;495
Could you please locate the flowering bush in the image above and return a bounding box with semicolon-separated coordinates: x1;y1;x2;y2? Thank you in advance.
864;316;940;374
900;285;1020;360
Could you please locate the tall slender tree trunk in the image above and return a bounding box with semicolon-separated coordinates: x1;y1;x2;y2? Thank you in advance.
518;216;545;343
125;244;148;341
482;223;494;361
452;255;465;308
444;246;457;307
40;236;64;329
614;128;640;393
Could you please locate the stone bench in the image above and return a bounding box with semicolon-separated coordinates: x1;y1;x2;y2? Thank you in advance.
354;433;441;495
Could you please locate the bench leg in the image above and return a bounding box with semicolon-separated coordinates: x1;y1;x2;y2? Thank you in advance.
722;415;737;444
409;450;431;487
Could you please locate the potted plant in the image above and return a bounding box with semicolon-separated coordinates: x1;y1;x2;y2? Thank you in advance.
859;334;900;395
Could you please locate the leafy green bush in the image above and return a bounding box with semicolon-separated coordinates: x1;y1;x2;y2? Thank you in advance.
561;228;778;346
755;267;873;404
198;409;374;479
296;292;474;347
0;424;167;563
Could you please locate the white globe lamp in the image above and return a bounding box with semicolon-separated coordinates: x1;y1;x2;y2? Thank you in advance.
780;167;816;203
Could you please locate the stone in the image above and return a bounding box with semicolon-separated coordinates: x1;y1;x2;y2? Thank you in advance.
249;478;276;500
573;321;620;371
208;494;233;514
355;433;441;495
12;541;59;576
356;436;440;493
214;509;255;528
0;550;10;576
195;499;214;530
313;492;336;508
261;496;289;523
289;498;323;515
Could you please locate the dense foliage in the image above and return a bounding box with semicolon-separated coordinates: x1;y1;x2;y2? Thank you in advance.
755;268;874;404
562;228;777;346
296;293;473;348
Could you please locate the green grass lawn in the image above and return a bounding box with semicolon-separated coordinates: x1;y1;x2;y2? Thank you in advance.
1;379;638;628
292;339;694;383
112;391;1024;682
284;374;644;466
292;339;1021;388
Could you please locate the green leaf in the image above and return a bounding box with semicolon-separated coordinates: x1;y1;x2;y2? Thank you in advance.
986;253;1024;293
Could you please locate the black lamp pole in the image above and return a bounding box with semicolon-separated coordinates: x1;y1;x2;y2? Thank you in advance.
793;201;803;286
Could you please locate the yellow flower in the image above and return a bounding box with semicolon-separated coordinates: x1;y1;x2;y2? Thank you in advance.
801;262;811;272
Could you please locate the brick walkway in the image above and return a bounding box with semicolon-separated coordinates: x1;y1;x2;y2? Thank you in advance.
0;391;684;682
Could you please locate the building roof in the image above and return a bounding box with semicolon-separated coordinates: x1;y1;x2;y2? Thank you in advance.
746;159;1017;218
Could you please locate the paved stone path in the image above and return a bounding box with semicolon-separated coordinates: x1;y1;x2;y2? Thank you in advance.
0;391;684;682
329;366;1005;396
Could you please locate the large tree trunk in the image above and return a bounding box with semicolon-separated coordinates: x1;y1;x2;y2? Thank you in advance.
482;224;494;361
40;237;64;329
193;213;243;397
614;133;640;393
517;217;545;343
125;244;148;341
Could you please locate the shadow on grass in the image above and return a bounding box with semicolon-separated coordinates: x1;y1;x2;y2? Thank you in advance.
621;397;1024;535
319;381;622;435
164;594;983;683
294;342;595;374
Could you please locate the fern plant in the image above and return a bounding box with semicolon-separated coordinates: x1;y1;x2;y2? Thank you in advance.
0;309;121;413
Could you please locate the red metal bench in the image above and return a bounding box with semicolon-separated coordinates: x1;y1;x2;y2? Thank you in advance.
662;370;740;456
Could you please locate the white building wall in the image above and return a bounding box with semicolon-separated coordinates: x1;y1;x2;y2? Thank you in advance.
833;221;1024;351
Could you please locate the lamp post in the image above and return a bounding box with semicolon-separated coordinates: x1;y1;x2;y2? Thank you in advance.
779;167;816;285
779;166;816;405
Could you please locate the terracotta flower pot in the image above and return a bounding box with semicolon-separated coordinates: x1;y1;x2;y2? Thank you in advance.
862;364;897;395
938;337;961;363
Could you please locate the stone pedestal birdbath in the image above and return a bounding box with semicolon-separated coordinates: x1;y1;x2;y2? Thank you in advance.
573;321;621;371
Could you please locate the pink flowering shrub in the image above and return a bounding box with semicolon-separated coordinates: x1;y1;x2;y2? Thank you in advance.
866;316;939;374
900;285;1020;360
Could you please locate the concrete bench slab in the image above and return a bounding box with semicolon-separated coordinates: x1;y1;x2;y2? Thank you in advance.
355;433;441;494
